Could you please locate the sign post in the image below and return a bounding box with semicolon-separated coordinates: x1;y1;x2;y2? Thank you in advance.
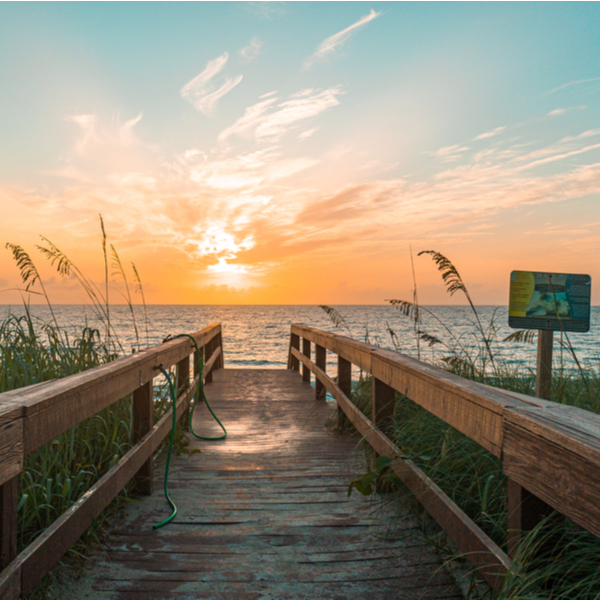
508;270;591;400
507;270;592;557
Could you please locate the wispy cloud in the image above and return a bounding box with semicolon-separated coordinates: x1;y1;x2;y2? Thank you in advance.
547;77;600;95
427;144;470;163
474;126;505;140
180;52;243;115
65;112;143;155
219;88;342;142
299;127;318;140
239;37;264;62
303;9;380;70
66;114;98;155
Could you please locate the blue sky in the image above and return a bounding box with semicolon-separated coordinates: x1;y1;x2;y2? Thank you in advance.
1;2;599;304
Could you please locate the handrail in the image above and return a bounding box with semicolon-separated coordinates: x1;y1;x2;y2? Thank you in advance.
289;324;600;590
0;323;224;599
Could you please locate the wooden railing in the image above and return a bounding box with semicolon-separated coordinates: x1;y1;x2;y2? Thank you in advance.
0;323;224;599
288;324;600;590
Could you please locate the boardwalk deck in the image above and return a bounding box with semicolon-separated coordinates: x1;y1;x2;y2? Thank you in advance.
60;369;463;600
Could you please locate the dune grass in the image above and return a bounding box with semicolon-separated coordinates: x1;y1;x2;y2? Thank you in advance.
1;219;189;597
325;250;600;599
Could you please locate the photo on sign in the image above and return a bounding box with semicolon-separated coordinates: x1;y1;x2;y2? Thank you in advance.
508;271;591;333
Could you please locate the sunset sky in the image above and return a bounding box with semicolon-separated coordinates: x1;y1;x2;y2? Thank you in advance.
1;2;599;305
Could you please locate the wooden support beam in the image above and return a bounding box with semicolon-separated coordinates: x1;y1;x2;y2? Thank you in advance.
372;377;395;436
204;338;215;384
289;345;510;591
177;355;191;431
215;331;224;370
0;477;17;570
302;338;311;383
536;330;553;400
315;345;326;399
337;355;351;426
289;334;300;371
0;380;198;599
132;382;153;496
507;478;554;558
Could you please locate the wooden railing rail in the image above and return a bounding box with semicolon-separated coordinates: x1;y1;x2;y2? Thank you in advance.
0;323;223;599
289;324;600;590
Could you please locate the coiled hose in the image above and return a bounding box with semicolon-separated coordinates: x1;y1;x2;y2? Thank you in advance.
153;335;227;529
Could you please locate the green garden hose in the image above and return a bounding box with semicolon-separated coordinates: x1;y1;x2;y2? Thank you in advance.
175;334;227;441
154;335;227;529
154;365;178;529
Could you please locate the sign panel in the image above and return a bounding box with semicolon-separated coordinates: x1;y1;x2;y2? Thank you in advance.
509;271;591;332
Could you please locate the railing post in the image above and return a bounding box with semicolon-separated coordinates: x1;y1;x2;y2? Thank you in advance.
507;479;553;558
177;355;191;430
0;476;18;570
204;337;215;384
289;333;300;371
216;329;224;370
132;381;153;495
302;338;311;383
372;377;396;435
315;344;326;399
337;355;352;426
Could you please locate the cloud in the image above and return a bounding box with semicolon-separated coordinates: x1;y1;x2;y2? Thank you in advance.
66;114;98;154
547;77;600;95
303;9;380;69
245;2;286;20
474;126;505;140
219;88;342;142
65;112;143;156
119;113;143;145
548;108;566;117
299;127;318;140
239;37;264;62
427;144;470;163
180;52;243;114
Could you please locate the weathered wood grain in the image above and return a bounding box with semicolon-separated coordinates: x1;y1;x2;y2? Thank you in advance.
0;412;23;487
290;346;510;589
535;330;553;400
58;369;462;600
5;379;198;597
504;404;600;539
132;382;154;495
302;338;311;383
293;324;544;457
0;324;220;456
0;476;18;571
315;344;326;400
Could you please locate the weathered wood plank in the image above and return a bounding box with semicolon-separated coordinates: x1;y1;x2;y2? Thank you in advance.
302;338;311;383
291;347;510;589
292;324;546;457
132;382;153;495
289;333;300;371
58;369;462;600
504;404;600;539
0;411;23;487
0;324;220;456
0;378;198;597
204;346;221;380
315;345;326;400
0;476;18;570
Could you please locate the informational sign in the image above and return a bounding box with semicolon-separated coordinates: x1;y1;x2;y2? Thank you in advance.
509;270;591;332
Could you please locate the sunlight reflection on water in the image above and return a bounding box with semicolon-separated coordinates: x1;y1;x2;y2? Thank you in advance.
2;304;598;371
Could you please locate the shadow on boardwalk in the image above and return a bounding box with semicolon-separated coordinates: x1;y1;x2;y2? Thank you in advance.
57;369;463;599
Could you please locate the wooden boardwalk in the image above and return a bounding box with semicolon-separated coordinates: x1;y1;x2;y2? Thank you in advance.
61;369;463;599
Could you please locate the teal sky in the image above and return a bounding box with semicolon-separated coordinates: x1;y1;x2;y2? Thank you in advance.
1;2;599;305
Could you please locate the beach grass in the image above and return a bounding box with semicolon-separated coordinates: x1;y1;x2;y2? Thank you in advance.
325;250;600;599
1;221;189;597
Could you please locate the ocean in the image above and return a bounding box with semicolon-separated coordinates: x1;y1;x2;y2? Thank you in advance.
1;304;598;371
